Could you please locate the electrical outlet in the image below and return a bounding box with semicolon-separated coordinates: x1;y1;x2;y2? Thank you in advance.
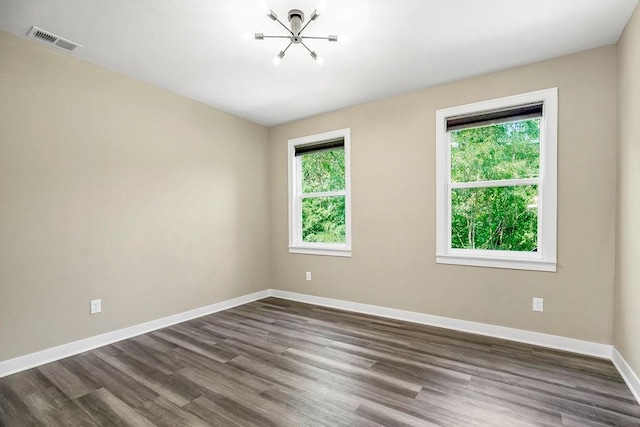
90;299;102;315
305;271;311;281
532;297;544;312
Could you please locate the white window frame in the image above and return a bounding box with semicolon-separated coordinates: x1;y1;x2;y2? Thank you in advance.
436;88;558;272
288;128;351;257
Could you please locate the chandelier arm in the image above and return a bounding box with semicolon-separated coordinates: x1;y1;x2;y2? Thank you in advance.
298;19;314;36
299;41;314;54
263;35;292;39
282;41;293;53
274;17;294;35
301;36;330;40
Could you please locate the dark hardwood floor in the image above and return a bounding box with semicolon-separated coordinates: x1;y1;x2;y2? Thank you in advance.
1;297;639;426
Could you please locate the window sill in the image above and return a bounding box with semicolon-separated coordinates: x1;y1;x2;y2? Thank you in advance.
436;254;556;272
289;246;352;258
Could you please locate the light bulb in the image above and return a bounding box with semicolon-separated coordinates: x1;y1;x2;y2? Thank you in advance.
273;50;285;65
310;51;324;66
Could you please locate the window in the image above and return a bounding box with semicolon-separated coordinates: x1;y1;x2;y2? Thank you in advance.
436;88;557;271
288;128;351;257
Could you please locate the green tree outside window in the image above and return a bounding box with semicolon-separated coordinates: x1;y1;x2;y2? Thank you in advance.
450;119;540;251
301;149;346;243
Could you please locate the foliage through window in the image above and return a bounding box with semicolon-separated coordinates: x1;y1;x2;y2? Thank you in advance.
288;129;351;256
436;89;557;271
301;149;346;243
450;119;539;251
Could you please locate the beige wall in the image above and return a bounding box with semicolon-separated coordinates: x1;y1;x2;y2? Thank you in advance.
615;4;640;375
269;47;618;344
0;25;626;364
0;32;270;362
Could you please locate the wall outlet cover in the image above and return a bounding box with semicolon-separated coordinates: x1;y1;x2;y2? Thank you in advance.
533;297;544;312
90;299;102;315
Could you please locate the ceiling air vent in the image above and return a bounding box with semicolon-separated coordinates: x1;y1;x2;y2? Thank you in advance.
28;26;82;52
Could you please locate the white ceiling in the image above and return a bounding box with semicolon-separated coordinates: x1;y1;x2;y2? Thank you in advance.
0;0;637;126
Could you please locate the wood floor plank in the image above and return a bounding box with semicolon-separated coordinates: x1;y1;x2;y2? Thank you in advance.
0;369;54;399
38;360;100;400
44;401;101;426
112;338;187;374
75;387;155;426
73;352;160;408
151;329;237;364
283;347;423;397
136;396;212;427
22;385;71;422
2;297;640;426
94;350;198;407
170;348;274;394
188;395;281;427
417;381;564;426
226;354;320;392
0;385;42;426
355;400;441;427
259;385;383;427
181;400;242;426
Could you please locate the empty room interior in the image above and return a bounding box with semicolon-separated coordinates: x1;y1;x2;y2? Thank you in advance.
2;0;640;425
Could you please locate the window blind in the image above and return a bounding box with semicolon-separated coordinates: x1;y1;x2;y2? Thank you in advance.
294;137;344;156
446;102;543;132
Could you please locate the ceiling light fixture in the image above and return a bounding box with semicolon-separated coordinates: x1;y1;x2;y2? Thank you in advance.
255;8;338;65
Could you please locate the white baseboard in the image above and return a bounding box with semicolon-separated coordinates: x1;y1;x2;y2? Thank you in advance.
612;348;640;405
4;287;637;406
0;289;271;379
270;290;613;359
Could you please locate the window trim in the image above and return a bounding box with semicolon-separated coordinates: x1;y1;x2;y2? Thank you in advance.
435;88;558;272
288;128;351;257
